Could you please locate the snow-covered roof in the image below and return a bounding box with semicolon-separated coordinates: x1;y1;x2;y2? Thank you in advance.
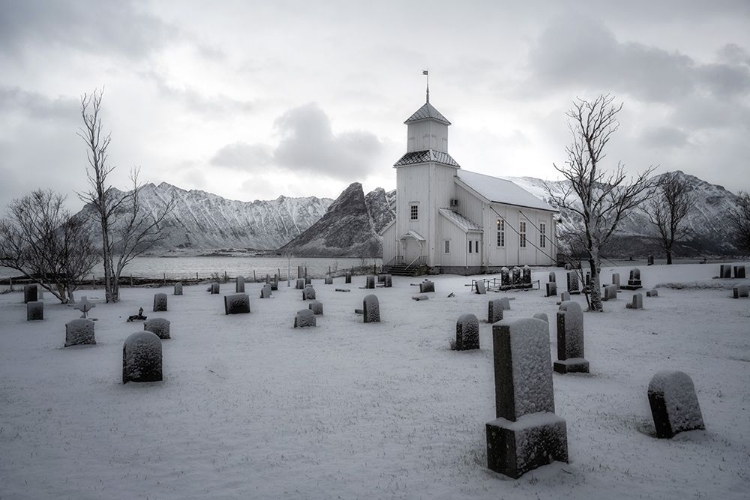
404;102;451;125
455;170;556;212
439;208;483;233
394;150;460;168
399;230;426;242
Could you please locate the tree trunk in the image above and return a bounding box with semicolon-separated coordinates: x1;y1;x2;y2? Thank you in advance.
666;250;673;265
588;256;603;312
101;221;114;303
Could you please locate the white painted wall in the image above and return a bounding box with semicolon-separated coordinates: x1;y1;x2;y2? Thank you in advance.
406;121;449;152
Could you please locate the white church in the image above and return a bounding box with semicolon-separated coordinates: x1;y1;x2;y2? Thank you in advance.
381;92;559;275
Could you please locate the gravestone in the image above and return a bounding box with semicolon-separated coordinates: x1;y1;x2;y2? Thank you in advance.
486;318;568;478
648;371;705;438
475;280;487;294
363;294;380;323
305;277;312;286
236;276;245;293
626;293;644;309
500;268;510;287
499;297;511;311
74;296;95;318
584;271;591;288
733;284;749;298
365;275;376;289
627;268;642;287
174;282;183;295
144;318;171;340
488;299;504;324
455;314;480;351
27;301;43;321
271;276;279;291
419;280;435;293
260;284;272;298
122;331;162;384
533;312;549;325
566;271;580;294
308;300;323;315
734;266;746;279
522;267;531;285
564;263;572;270
23;284;38;303
383;274;393;288
545;282;557;297
302;287;316;300
325;277;333;285
648;255;654;266
210;283;220;294
719;264;732;279
294;309;316;328
560;291;570;302
412;294;429;301
646;288;659;297
224;293;250;314
602;284;618;301
554;301;588;374
65;319;96;347
153;293;168;312
296;279;305;289
612;273;621;289
548;272;556;283
378;274;386;283
345;272;352;284
511;267;521;285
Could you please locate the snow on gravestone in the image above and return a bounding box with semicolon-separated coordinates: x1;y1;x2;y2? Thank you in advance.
26;301;43;321
488;299;504;324
733;285;749;298
365;276;376;289
626;293;644;309
733;266;746;279
236;276;245;293
296;279;305;290
153;293;168;312
646;289;659;298
533;313;548;325
224;294;250;315
602;284;618;301
554;301;589;374
144;318;171;340
308;300;323;315
486;318;568;478
294;309;316;328
559;291;570;302
545;281;557;297
122;331;162;384
475;280;487;295
363;294;380;323
648;370;705;438
210;283;220;294
612;273;621;289
455;314;479;351
174;282;183;295
522;267;531;285
566;271;580;294
260;284;272;299
302;287;316;301
419;280;435;293
305;277;312;286
23;284;37;304
325;277;333;285
499;297;511;311
65;319;96;347
628;268;642;287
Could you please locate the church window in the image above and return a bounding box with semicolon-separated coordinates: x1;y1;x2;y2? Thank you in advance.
468;240;472;253
444;240;450;254
519;221;527;248
540;223;546;248
410;203;419;220
496;219;505;247
475;240;479;253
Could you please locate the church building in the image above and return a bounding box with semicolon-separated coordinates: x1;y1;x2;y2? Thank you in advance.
381;92;558;275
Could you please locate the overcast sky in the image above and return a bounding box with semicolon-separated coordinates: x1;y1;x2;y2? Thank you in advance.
1;0;749;212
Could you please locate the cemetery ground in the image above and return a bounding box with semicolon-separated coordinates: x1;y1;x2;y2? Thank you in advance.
0;264;748;500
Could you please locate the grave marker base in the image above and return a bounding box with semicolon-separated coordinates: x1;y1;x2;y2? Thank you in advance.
553;358;589;374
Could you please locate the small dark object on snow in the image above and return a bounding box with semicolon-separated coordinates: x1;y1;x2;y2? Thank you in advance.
126;307;147;322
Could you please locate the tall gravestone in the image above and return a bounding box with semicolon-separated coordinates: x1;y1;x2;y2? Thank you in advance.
719;264;732;279
612;273;621;289
174;282;183;295
365;276;376;289
488;299;504;324
647;255;654;266
486;318;568;478
27;301;44;321
500;268;510;287
624;268;642;289
554;301;589;374
210;283;220;294
296;279;305;290
122;331;162;384
548;272;556;283
522;267;531;286
23;284;38;303
271;275;279;291
363;294;380;323
734;265;746;279
236;276;245;293
153;293;168;312
224;293;250;314
144;318;171;340
566;271;580;294
65;319;96;347
648;371;705;438
545;281;557;297
511;267;521;286
455;314;480;351
383;274;393;288
602;284;618;301
345;272;352;284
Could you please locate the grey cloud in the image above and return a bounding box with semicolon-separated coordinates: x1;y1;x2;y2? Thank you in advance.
637;126;689;149
697;63;750;98
147;72;255;118
717;44;750;66
0;86;78;120
211;143;273;168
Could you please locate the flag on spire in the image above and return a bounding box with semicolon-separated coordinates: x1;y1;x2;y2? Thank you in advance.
423;70;428;75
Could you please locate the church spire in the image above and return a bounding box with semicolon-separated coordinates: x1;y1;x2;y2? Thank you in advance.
423;70;429;103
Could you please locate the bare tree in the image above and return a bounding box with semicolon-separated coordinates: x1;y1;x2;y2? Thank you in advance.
0;190;98;303
78;89;174;302
545;94;655;312
645;172;695;264
730;191;750;253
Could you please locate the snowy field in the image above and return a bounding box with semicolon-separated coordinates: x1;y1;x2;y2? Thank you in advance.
1;263;749;499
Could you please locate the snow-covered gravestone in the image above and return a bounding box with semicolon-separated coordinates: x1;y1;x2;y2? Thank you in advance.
475;280;487;294
628;268;642;287
308;300;323;315
302;287;316;300
626;293;644;309
559;291;570;302
567;271;580;294
294;309;316;328
27;301;43;321
419;280;434;293
720;264;732;279
365;276;376;289
345;272;352;284
122;331;162;384
412;294;429;301
500;267;510;286
499;297;511;311
144;318;171;340
296;279;305;290
174;282;183;295
305;277;312;286
325;277;333;285
602;284;618;301
648;371;705;438
210;283;220;294
612;273;621;289
548;272;556;283
486;318;568;478
734;265;746;279
23;284;37;303
383;274;393;288
65;319;96;347
455;314;479;351
522;267;531;285
646;288;659;298
533;313;549;325
554;301;589;374
488;299;504;324
733;285;749;299
363;294;380;323
511;267;521;285
153;293;168;312
236;276;245;293
271;275;278;291
224;293;250;315
260;284;272;299
545;281;557;297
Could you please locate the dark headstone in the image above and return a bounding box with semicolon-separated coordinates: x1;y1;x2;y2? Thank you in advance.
308;300;323;315
612;273;621;289
486;318;568;478
236;276;245;293
648;370;705;438
475;280;487;294
419;280;434;293
377;274;386;283
455;314;480;351
65;319;96;347
294;309;316;328
511;267;521;285
554;301;588;374
733;284;749;298
345;272;352;284
224;293;250;314
383;274;393;288
23;284;38;303
325;277;333;285
296;279;305;290
122;332;162;384
210;283;220;294
305;277;312;286
548;272;556;283
720;264;732;279
646;288;659;297
734;266;746;279
627;268;642;287
564;263;572;270
488;299;504;324
602;284;618;301
144;318;171;340
260;284;272;298
27;301;43;321
566;271;580;294
365;275;376;289
647;255;654;266
174;282;183;295
363;294;380;323
522;267;531;285
302;287;316;300
271;276;278;291
626;293;644;309
153;293;168;312
500;268;510;286
545;282;557;297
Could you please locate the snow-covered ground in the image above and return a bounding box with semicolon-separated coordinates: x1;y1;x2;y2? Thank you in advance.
1;263;748;499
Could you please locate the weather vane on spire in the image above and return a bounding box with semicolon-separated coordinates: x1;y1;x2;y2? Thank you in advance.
423;70;429;103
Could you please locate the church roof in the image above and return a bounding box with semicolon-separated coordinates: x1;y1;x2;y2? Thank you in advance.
404;102;451;125
394;149;460;168
456;170;556;212
439;208;483;233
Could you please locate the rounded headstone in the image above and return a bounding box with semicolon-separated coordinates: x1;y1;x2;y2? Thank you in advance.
302;287;316;300
294;309;316;328
648;370;705;438
144;318;171;340
308;300;324;315
122;331;162;384
224;293;251;314
27;301;44;321
153;293;168;312
363;294;380;323
65;319;96;347
210;283;220;294
455;313;480;350
174;282;183;295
